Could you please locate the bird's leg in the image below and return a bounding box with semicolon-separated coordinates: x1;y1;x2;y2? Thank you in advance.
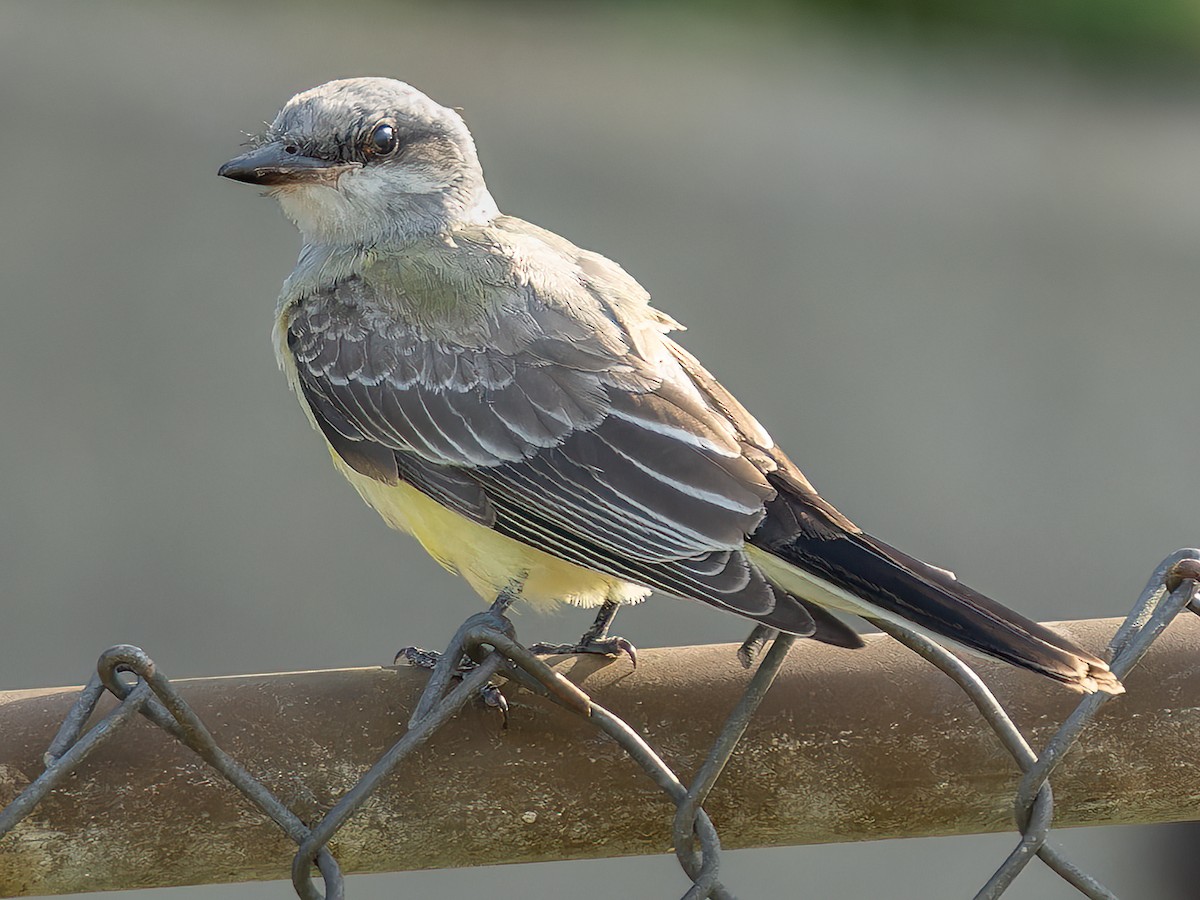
528;599;638;667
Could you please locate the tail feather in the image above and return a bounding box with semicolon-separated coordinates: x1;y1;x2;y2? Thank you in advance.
749;487;1122;694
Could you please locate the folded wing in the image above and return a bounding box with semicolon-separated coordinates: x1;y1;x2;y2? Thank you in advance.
282;237;860;640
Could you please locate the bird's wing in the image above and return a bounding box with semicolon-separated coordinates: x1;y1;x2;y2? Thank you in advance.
287;275;614;471
282;228;837;631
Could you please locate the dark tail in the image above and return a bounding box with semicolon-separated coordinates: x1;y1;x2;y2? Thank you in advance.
749;482;1122;694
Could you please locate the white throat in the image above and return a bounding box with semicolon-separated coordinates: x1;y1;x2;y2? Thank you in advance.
273;167;498;246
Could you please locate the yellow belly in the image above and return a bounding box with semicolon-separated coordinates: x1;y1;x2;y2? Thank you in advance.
331;449;652;610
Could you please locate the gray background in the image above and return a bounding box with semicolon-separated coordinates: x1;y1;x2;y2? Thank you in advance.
1;1;1197;897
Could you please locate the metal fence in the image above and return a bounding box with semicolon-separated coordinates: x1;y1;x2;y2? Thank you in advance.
2;550;1198;898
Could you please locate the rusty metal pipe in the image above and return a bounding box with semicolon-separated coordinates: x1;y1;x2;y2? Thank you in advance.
1;616;1198;896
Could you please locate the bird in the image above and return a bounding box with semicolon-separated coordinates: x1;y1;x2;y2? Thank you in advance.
219;77;1121;695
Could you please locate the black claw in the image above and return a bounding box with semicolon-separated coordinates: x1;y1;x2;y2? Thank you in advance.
613;638;638;669
481;683;510;729
395;646;441;669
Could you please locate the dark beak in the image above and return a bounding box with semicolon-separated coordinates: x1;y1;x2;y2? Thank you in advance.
218;142;357;186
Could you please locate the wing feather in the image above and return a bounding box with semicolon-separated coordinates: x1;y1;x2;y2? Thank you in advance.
282;221;827;633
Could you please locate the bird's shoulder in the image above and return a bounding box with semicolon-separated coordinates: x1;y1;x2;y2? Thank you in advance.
286;216;685;386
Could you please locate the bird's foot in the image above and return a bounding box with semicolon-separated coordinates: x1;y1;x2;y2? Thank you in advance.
736;624;780;669
528;598;636;667
394;645;463;671
528;635;638;668
394;645;510;724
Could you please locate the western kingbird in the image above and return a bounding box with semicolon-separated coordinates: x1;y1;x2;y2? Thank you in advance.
219;77;1120;694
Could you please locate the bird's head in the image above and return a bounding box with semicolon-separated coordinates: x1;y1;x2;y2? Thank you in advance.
219;77;498;245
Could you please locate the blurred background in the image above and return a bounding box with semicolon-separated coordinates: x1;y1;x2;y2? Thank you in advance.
2;0;1198;897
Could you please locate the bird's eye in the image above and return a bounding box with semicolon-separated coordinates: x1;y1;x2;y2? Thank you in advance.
366;122;399;157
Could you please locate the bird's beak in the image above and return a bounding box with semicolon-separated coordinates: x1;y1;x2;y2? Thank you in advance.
218;142;358;186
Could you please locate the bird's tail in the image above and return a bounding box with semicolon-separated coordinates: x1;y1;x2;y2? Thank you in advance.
747;494;1122;695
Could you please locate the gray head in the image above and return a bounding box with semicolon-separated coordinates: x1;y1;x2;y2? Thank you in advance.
219;78;498;245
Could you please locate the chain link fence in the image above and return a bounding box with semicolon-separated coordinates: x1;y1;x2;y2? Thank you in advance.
2;550;1198;898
